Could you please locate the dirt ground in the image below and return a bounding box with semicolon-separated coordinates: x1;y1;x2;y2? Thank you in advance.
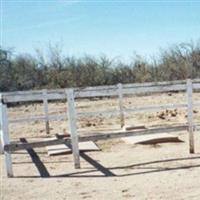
1;92;200;200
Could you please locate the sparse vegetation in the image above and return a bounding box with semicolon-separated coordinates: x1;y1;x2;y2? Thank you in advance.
1;41;200;92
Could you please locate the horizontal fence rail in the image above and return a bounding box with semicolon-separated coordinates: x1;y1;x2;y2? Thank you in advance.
5;80;200;125
9;101;200;124
4;125;188;152
2;79;200;103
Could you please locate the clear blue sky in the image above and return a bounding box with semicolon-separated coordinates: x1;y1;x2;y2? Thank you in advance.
1;0;200;60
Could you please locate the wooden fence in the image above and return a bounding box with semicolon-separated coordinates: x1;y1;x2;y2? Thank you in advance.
1;79;200;177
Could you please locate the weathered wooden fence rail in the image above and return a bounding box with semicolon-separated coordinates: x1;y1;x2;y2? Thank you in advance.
0;79;200;177
4;79;200;103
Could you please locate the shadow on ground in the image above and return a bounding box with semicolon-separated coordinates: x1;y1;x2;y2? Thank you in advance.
9;138;200;178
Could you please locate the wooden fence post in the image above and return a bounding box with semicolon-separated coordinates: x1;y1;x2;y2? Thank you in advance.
187;79;195;153
118;83;125;128
0;94;3;154
66;89;80;169
0;130;3;154
0;96;13;177
43;89;50;135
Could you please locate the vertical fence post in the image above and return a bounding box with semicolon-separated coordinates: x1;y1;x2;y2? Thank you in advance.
43;89;50;135
66;89;80;169
0;94;3;154
0;95;13;177
118;83;125;128
0;130;3;154
187;79;195;154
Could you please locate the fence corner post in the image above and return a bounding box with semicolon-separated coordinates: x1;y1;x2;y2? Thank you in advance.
187;79;195;154
66;88;80;169
0;95;13;177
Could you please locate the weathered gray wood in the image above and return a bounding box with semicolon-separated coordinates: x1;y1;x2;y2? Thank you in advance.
124;78;200;89
123;84;186;95
3;84;185;103
118;83;125;128
125;103;187;113
4;78;200;95
66;89;80;169
4;137;71;152
192;83;200;90
0;94;3;154
0;130;3;154
4;79;200;103
79;125;187;142
77;109;119;117
43;89;50;134
4;125;187;152
187;79;195;153
74;88;118;98
0;100;13;177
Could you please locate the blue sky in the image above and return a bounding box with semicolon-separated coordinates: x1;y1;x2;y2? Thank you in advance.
1;0;200;60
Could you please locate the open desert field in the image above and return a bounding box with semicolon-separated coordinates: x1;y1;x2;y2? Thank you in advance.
1;92;200;200
2;1;200;199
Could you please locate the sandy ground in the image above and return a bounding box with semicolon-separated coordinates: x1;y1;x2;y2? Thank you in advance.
1;92;200;200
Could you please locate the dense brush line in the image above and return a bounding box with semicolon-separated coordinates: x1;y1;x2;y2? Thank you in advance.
1;41;200;92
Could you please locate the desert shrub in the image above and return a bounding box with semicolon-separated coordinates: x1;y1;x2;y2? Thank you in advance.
1;41;200;92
